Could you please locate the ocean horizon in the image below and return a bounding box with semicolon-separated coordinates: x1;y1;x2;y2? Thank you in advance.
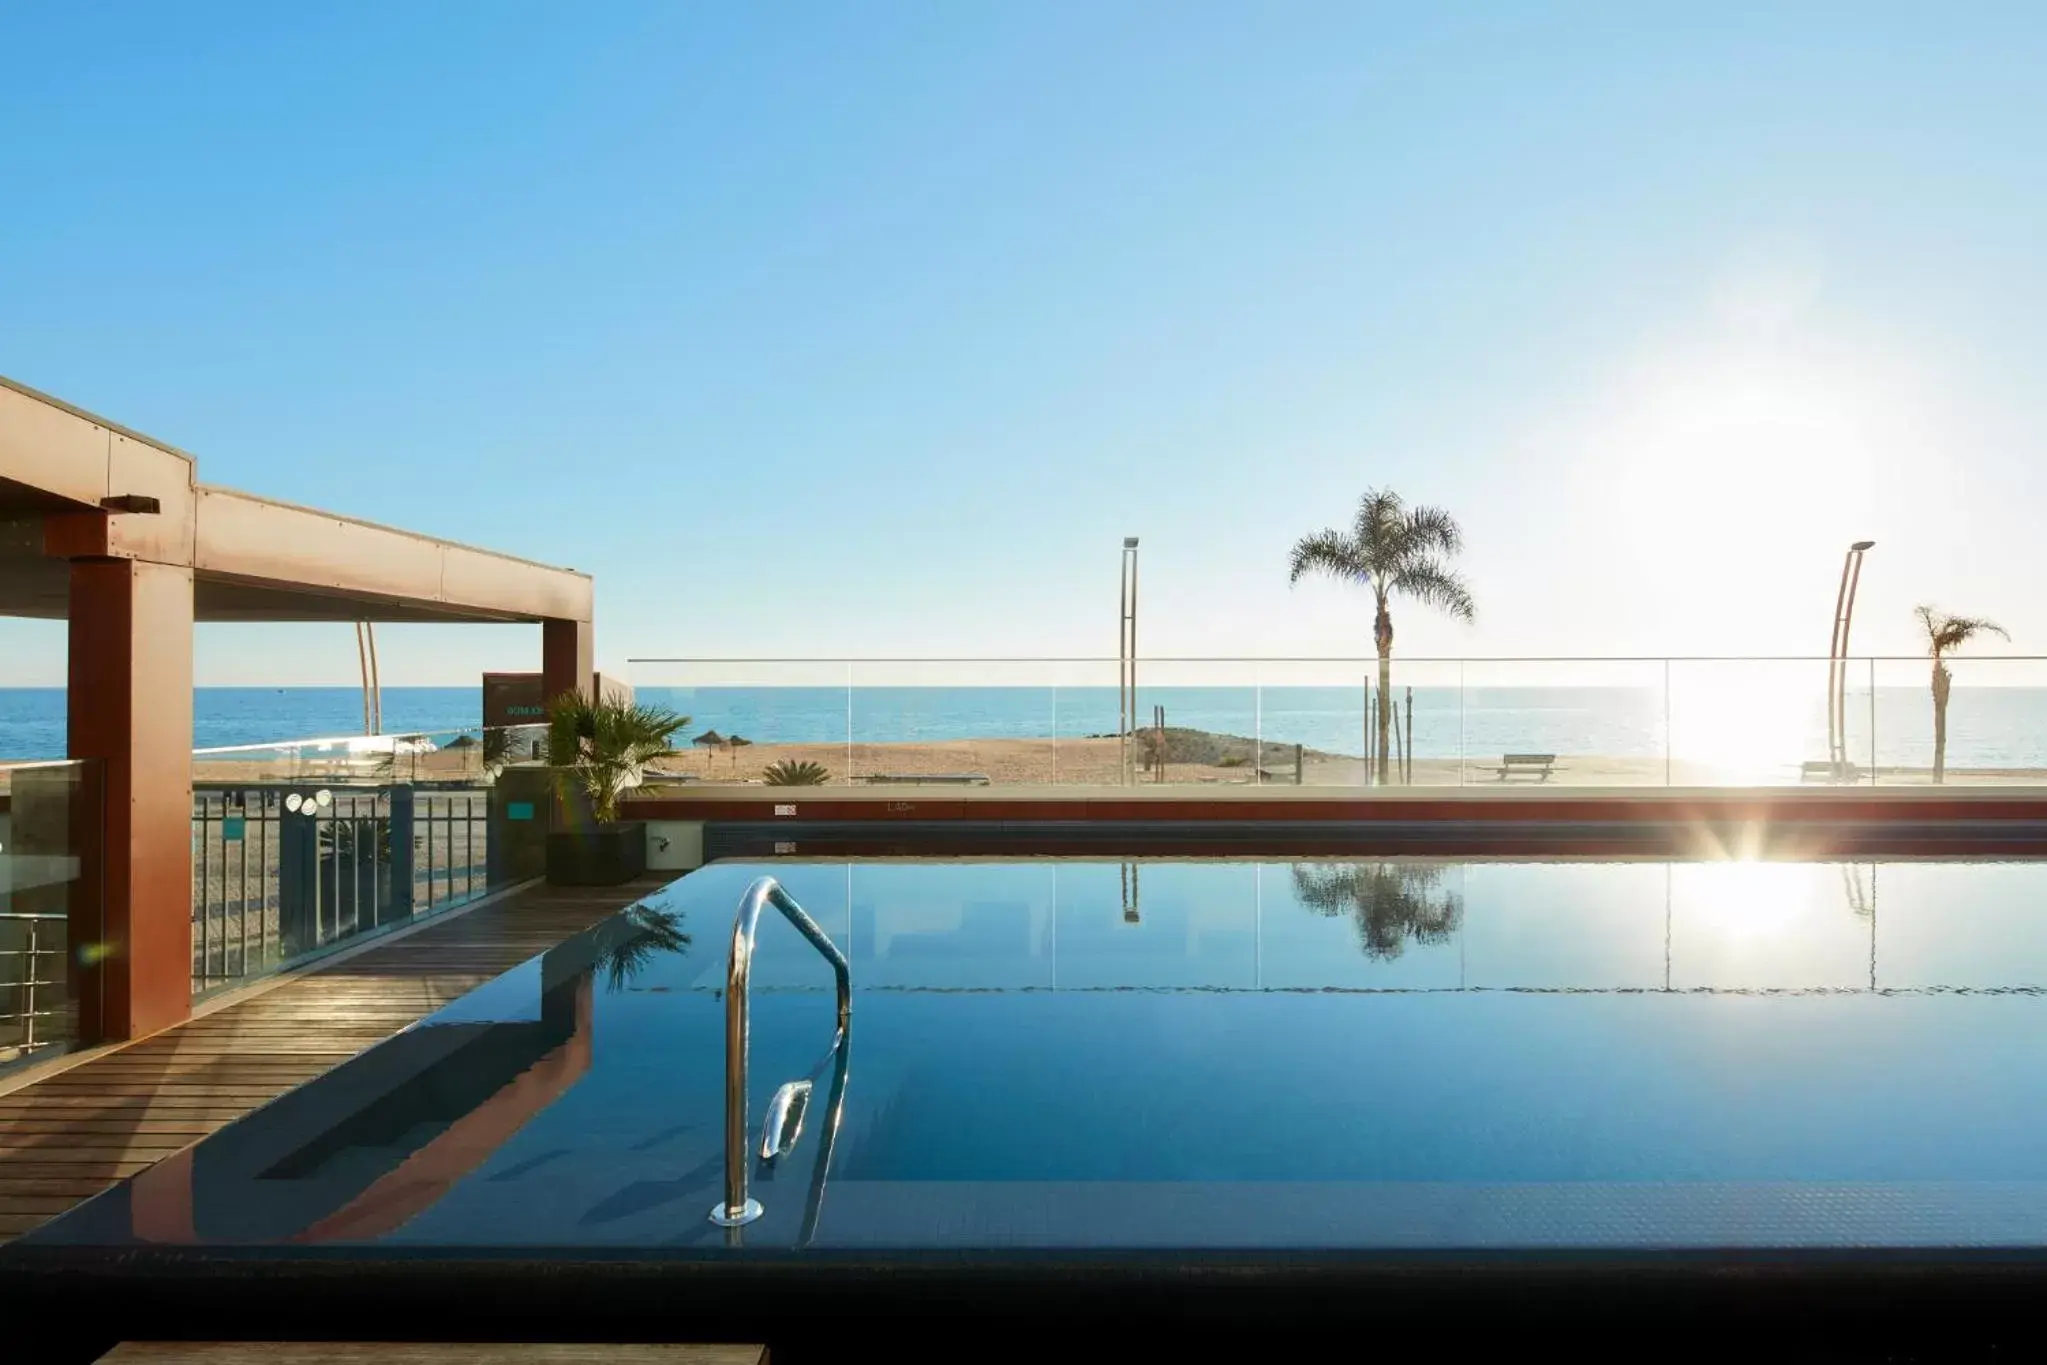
3;683;2045;773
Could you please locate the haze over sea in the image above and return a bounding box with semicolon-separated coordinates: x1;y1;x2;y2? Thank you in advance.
3;684;2045;774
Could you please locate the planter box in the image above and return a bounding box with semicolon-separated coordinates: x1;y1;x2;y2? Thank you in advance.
546;821;648;886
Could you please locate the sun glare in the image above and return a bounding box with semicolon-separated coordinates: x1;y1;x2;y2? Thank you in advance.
1670;668;1823;781
1680;860;1816;942
1593;347;1892;658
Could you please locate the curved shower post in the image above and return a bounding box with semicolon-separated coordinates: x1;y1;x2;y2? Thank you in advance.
709;876;852;1229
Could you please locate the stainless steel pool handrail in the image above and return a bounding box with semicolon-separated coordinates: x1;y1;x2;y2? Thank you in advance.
709;876;852;1228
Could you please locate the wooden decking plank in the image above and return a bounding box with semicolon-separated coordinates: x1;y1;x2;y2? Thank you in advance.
0;1161;156;1179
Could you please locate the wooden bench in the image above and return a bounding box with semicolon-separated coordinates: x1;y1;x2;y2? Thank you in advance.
1494;753;1557;782
856;772;992;786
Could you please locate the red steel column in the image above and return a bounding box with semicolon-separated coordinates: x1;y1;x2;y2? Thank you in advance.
68;557;195;1040
541;617;594;704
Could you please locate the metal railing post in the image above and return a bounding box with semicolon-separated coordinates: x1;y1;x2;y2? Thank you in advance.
387;785;416;924
278;800;319;959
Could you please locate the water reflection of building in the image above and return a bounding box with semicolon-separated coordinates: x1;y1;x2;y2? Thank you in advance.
120;931;606;1245
825;859;1920;996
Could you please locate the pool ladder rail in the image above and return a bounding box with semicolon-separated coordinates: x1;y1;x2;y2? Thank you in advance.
710;876;852;1228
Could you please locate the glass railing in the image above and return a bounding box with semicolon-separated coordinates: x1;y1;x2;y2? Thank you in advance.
625;655;2047;790
0;759;101;1073
189;724;553;997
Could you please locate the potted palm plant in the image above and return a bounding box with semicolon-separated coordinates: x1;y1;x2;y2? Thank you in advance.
544;691;690;886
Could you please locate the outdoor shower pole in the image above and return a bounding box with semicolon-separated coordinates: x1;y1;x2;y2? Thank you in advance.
1838;543;1869;774
355;623;372;735
1119;537;1139;786
367;622;382;736
1121;540;1138;777
1827;541;1874;778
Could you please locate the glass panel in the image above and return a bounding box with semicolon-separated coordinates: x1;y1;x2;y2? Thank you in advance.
1669;658;1835;787
1050;659;1121;786
633;660;852;787
1132;659;1262;787
1872;654;2047;786
1261;656;1464;787
1457;658;1665;786
848;660;1060;788
0;759;101;1074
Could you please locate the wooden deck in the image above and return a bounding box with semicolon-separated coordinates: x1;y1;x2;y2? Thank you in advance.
0;877;661;1243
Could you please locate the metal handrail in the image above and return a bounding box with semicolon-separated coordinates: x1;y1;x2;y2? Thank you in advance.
709;876;851;1228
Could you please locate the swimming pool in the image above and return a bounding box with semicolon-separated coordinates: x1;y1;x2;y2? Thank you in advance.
25;853;2047;1258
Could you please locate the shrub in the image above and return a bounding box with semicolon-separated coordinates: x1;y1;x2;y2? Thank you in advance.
763;759;830;786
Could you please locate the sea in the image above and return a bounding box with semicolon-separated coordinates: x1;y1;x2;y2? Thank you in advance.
2;684;2044;772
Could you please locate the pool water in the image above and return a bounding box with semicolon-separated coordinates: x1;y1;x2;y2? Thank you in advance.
30;856;2047;1252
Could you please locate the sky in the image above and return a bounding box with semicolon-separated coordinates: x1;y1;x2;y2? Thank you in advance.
3;2;2044;687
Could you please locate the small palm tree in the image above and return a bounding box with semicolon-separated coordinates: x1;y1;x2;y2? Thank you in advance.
1289;489;1474;783
1290;862;1462;961
763;759;831;786
1916;605;2008;784
545;693;691;824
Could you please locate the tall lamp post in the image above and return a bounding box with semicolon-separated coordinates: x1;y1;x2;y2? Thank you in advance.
1118;538;1140;786
1827;540;1874;780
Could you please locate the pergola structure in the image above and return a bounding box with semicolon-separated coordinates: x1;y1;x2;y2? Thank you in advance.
0;375;595;1041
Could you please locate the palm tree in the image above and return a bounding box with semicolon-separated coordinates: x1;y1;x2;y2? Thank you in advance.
545;693;691;824
1916;605;2008;784
1290;862;1462;961
1288;489;1474;783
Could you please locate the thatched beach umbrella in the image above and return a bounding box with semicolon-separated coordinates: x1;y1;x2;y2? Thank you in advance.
728;734;752;770
691;729;726;770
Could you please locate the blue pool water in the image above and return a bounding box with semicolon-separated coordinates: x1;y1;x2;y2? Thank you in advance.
30;856;2047;1252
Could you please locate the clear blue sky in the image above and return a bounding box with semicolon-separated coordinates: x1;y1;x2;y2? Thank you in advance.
3;2;2043;685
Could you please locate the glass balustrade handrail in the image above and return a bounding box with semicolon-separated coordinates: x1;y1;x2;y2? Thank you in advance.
630;654;2047;664
191;722;544;760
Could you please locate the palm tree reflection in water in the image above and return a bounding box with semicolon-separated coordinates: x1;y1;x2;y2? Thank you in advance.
1290;862;1463;962
590;900;693;992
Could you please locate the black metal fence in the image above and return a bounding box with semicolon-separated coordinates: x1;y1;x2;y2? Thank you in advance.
191;783;493;996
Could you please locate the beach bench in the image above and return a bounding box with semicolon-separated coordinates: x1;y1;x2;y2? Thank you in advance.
1494;753;1557;782
857;772;992;786
1801;760;1861;783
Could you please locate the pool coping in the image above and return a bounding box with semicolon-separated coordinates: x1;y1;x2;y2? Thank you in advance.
630;785;2047;828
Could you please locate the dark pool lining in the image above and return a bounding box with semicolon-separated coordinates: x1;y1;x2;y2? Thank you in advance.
9;1244;2047;1358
